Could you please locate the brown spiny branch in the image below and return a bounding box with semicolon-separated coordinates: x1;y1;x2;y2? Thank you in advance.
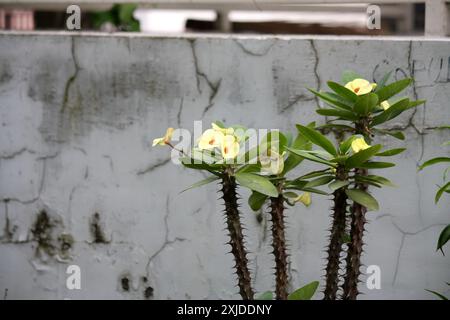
323;166;348;300
221;171;254;300
341;118;371;299
342;168;368;300
269;194;289;300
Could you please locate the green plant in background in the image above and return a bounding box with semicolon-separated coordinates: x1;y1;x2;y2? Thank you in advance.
92;4;140;32
308;72;424;299
245;125;324;300
419;126;450;300
257;281;320;300
153;122;280;300
288;124;400;300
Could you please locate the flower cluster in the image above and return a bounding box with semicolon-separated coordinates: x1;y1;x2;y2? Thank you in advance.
198;123;240;160
345;78;391;110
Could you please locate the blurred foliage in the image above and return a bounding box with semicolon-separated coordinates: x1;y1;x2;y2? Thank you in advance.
92;4;140;32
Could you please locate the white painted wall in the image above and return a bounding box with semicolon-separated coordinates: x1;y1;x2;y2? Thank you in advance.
0;32;449;299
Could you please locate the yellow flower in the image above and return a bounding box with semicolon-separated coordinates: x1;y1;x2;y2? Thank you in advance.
260;150;285;175
380;100;390;110
351;137;370;153
212;123;234;135
152;128;174;147
295;192;311;207
221;135;240;159
345;78;376;96
198;129;224;150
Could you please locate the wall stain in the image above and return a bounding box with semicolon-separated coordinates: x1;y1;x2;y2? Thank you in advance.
89;212;110;244
31;210;57;257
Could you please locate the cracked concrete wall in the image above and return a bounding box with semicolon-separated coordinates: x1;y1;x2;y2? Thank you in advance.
0;32;449;300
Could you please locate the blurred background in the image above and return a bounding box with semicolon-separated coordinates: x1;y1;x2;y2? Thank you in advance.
0;1;447;36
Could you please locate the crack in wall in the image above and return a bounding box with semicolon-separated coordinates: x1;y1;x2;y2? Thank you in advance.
60;36;80;114
233;39;276;57
136;158;170;176
202;79;222;116
145;195;186;284
0;148;35;160
188;39;222;116
376;214;447;285
102;155;114;173
278;94;315;114
177;97;184;127
309;39;321;107
0;152;58;205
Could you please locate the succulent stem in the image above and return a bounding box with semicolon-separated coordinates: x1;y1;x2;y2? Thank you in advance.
323;166;348;300
342;168;368;300
221;171;254;300
342;119;371;300
269;194;289;300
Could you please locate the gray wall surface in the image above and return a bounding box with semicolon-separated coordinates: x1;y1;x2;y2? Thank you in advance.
0;32;449;299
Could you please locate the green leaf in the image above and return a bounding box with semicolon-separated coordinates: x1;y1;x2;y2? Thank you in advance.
302;187;329;195
408;99;426;109
285;179;308;190
235;172;278;197
425;289;448;300
260;130;288;153
180;176;219;193
180;157;222;174
375;70;393;91
297;169;331;180
317;124;355;132
236;164;261;174
256;291;274;300
119;4;137;22
358;175;395;187
327;81;358;102
419;157;450;171
308;89;353;110
305;175;335;188
437;225;450;255
316;109;358;121
295;124;337;156
435;182;450;203
376;78;412;102
248;191;268;211
288;281;319;300
286;147;336;167
354;93;379;115
346;189;379;211
373;129;405;140
371;98;411;127
354;176;382;188
376;148;406;157
341;71;363;84
328;180;350;191
359;161;395;169
283;130;312;175
340;135;358;154
283;191;299;199
346;145;383;169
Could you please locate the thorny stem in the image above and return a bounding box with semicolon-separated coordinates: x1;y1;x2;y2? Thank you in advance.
342;168;367;300
323;166;348;300
221;168;254;300
342;118;371;300
269;193;289;300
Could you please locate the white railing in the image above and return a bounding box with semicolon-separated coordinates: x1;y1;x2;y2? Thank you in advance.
0;0;448;36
